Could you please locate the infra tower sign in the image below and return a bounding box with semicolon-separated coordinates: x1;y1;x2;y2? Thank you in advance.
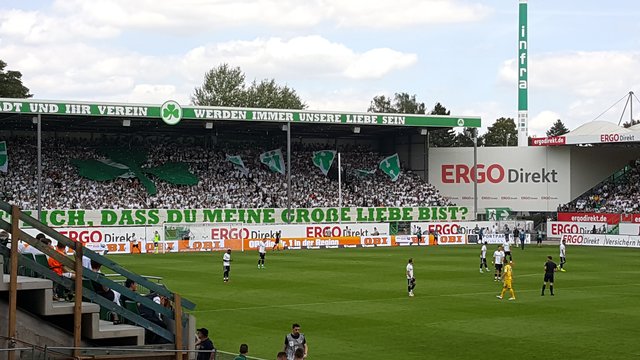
518;0;528;147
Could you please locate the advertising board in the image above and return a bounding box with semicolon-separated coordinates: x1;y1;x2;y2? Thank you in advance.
429;146;570;211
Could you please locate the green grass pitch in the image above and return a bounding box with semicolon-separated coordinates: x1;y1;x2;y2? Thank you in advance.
111;245;640;359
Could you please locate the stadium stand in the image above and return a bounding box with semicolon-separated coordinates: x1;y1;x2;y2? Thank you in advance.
558;159;640;213
0;137;451;210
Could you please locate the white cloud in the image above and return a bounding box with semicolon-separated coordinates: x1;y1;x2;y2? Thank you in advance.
330;0;491;28
0;35;416;103
181;36;417;81
0;0;491;45
498;51;640;131
529;110;562;137
304;89;379;112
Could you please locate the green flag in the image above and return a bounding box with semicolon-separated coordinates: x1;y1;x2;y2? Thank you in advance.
379;153;401;182
226;154;249;175
260;149;285;175
72;148;198;195
355;168;376;178
312;150;336;176
0;141;7;173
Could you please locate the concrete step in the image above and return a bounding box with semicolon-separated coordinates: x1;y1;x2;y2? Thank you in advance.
19;288;100;316
0;274;52;291
82;313;145;346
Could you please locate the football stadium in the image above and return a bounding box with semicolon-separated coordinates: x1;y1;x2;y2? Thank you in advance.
2;2;640;360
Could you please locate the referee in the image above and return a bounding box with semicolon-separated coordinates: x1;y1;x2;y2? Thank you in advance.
542;256;557;296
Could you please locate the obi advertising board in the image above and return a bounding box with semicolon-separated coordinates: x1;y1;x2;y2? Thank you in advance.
560;234;640;248
428;147;570;212
22;223;392;254
166;223;390;251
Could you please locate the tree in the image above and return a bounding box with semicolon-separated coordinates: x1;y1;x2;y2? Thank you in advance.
454;128;483;147
367;93;426;114
428;102;456;147
546;119;570;137
622;119;640;128
367;95;395;113
245;79;305;109
191;63;306;109
0;60;32;98
192;64;246;106
483;117;518;146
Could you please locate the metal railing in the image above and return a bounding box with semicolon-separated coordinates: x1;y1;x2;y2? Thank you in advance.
0;345;270;360
0;200;196;359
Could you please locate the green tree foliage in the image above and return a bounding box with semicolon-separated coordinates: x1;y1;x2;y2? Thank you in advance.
482;117;518;146
245;79;305;109
367;93;426;114
428;102;456;147
546;119;570;137
192;63;305;109
368;95;455;147
0;60;32;98
454;128;483;147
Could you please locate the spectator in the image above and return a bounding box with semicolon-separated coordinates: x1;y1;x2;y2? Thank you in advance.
195;328;216;360
234;344;248;360
23;234;50;255
48;241;75;300
138;291;171;344
0;138;452;210
120;278;137;305
559;159;640;214
89;260;120;306
48;242;74;279
0;230;8;246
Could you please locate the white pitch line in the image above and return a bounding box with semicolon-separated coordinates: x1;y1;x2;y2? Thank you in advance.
193;283;640;313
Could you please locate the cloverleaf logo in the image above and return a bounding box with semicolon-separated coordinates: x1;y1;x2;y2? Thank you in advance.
161;100;182;125
457;118;465;127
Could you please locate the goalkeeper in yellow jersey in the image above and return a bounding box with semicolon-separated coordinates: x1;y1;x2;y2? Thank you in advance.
497;261;516;301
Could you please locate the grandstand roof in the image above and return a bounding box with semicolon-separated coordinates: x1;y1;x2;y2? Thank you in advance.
531;120;640;146
0;98;481;136
566;121;631;136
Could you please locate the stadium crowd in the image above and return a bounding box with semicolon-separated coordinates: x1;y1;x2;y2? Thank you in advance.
0;137;451;210
558;159;640;213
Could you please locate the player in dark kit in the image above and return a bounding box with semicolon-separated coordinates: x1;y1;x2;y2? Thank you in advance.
542;256;557;296
272;230;282;251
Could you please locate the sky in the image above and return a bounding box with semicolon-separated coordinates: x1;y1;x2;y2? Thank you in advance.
1;0;639;136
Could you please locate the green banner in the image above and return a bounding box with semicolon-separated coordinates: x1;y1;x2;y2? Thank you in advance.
379;154;401;182
518;0;528;111
0;98;481;128
0;206;471;227
312;150;336;176
0;141;7;172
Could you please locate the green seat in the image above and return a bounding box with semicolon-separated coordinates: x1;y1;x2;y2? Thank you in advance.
20;253;36;277
124;300;140;325
99;307;113;321
34;254;49;278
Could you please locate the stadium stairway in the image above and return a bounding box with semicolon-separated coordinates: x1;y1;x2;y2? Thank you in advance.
0;201;197;359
